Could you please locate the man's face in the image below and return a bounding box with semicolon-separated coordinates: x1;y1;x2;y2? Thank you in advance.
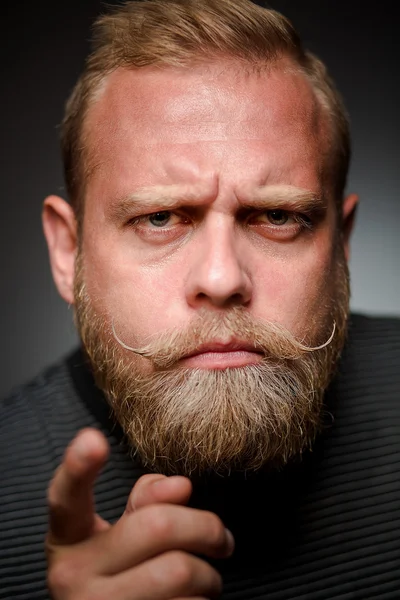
68;60;351;474
81;61;339;352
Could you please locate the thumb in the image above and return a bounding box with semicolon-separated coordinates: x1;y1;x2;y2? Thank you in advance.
125;473;193;514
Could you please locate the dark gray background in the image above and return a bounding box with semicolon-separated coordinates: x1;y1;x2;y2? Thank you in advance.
1;1;399;398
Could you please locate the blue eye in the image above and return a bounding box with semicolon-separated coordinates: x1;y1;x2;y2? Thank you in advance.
148;211;171;227
267;210;289;225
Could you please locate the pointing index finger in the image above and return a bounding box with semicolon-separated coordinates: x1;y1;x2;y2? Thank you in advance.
47;428;109;545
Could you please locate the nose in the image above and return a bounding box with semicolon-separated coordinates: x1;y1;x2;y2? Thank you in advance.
185;219;252;309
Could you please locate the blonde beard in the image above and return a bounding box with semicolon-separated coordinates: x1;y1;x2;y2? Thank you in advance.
73;253;349;476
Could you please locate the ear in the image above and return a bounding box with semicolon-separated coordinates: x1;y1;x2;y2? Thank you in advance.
42;195;77;305
342;192;359;262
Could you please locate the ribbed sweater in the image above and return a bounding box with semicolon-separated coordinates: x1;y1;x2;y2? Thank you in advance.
1;314;400;599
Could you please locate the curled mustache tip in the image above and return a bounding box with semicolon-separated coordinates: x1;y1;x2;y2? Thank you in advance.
111;320;147;355
300;321;336;352
320;321;337;349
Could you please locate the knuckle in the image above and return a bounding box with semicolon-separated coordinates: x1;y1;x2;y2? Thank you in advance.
142;504;174;541
47;555;88;596
154;551;222;597
47;560;75;595
159;551;194;592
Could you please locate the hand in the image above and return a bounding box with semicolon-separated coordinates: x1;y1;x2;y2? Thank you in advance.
46;428;234;599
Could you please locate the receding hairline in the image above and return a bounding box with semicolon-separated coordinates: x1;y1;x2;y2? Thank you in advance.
80;54;333;193
61;0;351;229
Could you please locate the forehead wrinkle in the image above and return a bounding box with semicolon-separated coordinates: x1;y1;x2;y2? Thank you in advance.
81;64;334;219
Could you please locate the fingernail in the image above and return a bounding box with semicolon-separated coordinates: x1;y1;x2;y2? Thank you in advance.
225;529;235;555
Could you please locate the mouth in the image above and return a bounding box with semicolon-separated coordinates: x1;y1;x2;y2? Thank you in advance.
180;341;264;369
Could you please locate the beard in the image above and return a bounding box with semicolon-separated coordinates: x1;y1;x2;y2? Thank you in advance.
73;251;349;476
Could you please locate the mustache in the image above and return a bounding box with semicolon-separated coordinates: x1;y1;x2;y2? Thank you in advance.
111;308;336;368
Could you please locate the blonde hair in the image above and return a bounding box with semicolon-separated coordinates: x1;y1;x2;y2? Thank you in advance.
61;0;351;224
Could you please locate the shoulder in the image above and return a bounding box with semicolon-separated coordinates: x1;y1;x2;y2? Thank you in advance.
330;313;400;435
347;312;400;346
0;357;79;599
0;351;104;598
0;352;95;468
340;312;400;383
0;352;95;504
0;350;105;507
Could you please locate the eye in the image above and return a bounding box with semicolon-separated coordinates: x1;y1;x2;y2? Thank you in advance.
148;211;172;227
266;209;289;225
253;209;293;226
248;208;313;234
126;210;190;241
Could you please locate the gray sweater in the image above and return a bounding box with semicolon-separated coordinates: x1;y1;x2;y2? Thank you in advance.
1;314;400;599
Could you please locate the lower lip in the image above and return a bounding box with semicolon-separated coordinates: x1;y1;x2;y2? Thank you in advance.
180;351;263;369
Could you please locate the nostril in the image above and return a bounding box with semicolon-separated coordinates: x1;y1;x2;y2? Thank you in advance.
231;292;245;305
194;291;248;309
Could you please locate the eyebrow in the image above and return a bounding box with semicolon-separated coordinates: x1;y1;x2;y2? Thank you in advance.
240;185;326;213
108;183;216;222
108;183;325;223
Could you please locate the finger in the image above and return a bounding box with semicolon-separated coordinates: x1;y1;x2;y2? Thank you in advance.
93;504;234;575
125;474;192;513
47;428;110;545
91;551;222;600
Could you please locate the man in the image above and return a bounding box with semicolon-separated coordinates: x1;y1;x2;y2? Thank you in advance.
1;0;399;598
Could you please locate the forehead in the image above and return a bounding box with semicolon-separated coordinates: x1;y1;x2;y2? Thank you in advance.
82;59;328;195
87;59;325;142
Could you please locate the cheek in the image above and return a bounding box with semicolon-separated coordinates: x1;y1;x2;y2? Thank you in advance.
81;238;186;340
253;235;336;334
119;267;185;336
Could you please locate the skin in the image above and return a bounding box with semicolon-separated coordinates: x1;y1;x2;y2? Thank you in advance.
42;59;358;598
46;429;231;599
